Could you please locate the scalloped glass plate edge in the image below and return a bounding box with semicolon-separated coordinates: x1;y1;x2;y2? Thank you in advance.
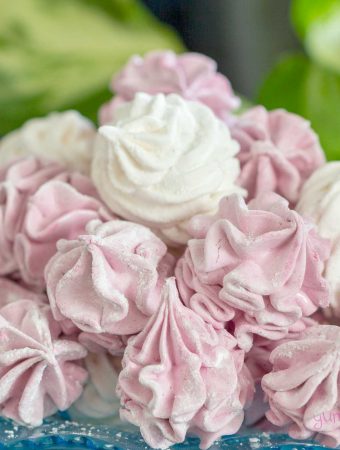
0;417;335;450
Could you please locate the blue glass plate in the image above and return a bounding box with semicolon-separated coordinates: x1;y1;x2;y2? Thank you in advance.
0;417;334;450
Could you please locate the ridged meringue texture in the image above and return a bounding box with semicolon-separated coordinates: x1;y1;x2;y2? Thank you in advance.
262;325;340;448
297;162;340;320
0;299;87;427
0;157;65;276
118;278;254;450
246;316;318;382
45;219;175;336
14;171;111;288
0;156;111;288
176;192;330;351
99;50;240;125
92;93;242;245
231;106;325;204
0;111;95;175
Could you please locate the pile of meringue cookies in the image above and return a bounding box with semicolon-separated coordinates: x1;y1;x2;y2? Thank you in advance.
1;50;340;449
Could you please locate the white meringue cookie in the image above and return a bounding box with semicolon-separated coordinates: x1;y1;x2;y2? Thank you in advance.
297;162;340;319
0;111;95;174
92;93;243;245
297;162;340;240
71;352;121;422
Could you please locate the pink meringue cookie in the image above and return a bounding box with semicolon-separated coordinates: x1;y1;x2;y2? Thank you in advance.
46;219;175;336
0;277;47;306
246;316;318;382
231;106;325;204
118;278;254;450
0;299;87;426
245;312;333;429
262;325;340;447
99;51;240;125
14;172;112;288
0;157;64;275
176;193;330;350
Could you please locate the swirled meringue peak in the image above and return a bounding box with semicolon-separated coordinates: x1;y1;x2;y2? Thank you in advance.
99;51;240;125
0;157;65;276
231;106;325;204
118;278;254;450
262;325;340;447
14;172;112;288
0;111;95;174
92;93;242;245
297;162;340;320
45;219;175;335
0;299;87;426
176;192;330;350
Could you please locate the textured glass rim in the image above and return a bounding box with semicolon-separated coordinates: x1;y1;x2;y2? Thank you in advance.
0;417;333;450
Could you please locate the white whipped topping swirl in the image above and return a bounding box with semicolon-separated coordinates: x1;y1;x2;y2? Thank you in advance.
92;93;242;245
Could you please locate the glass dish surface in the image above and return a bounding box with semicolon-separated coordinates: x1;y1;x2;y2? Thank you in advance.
0;416;335;450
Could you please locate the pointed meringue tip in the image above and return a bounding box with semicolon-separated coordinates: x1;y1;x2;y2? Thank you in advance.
98;124;120;141
162;277;181;307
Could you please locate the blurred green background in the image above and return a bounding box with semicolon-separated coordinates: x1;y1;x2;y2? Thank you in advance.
258;0;340;161
0;0;184;135
1;0;340;160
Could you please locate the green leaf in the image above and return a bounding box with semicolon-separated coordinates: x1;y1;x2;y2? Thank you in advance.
291;0;339;39
257;53;310;114
0;0;184;135
291;0;340;74
258;53;340;161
